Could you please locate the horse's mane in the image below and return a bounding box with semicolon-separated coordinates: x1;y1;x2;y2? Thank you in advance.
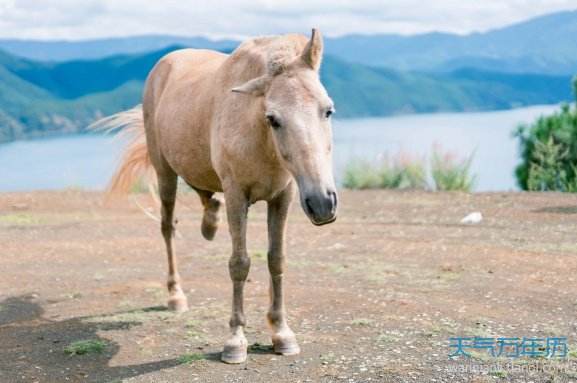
225;34;308;79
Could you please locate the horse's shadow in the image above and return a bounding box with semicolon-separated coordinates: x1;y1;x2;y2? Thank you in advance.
0;295;211;383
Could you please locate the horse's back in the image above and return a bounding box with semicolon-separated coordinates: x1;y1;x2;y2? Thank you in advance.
144;49;227;110
143;48;228;192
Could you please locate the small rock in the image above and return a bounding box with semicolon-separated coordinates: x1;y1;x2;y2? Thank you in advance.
460;211;483;224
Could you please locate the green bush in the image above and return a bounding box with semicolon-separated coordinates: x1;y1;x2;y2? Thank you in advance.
514;76;577;191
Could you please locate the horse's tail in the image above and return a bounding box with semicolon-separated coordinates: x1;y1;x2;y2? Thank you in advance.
90;105;156;200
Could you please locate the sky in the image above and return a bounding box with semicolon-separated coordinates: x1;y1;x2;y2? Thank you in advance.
0;0;576;41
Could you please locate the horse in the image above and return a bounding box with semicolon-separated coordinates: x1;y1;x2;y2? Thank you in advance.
98;29;337;364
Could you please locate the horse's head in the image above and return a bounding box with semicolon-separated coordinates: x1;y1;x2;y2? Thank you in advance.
232;29;337;225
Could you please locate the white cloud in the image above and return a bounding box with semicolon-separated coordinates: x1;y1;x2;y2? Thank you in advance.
0;0;576;40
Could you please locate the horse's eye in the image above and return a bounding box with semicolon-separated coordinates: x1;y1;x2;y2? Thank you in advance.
266;115;281;129
325;108;334;119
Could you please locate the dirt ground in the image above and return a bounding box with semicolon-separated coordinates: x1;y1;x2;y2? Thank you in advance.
1;190;577;383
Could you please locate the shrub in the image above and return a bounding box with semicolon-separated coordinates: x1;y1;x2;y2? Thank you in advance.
515;76;577;191
430;146;476;192
394;152;428;189
343;148;475;191
342;159;384;189
342;153;426;190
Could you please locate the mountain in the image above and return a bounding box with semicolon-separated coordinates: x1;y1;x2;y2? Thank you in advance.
0;46;572;143
0;35;237;62
325;10;577;75
1;10;577;75
321;60;572;117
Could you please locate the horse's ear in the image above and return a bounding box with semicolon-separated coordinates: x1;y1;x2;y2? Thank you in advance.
231;76;269;96
301;28;323;71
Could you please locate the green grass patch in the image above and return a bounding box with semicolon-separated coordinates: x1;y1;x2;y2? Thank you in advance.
252;250;267;261
490;370;508;379
351;318;373;326
177;353;205;364
0;213;46;225
64;339;107;355
320;351;337;365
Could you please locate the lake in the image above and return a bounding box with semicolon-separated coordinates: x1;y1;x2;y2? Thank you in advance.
0;104;560;192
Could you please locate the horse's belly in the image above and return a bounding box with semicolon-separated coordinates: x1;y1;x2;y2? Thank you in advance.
155;118;222;193
165;141;222;192
180;165;223;193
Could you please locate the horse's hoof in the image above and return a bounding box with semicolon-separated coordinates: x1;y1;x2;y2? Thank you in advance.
201;220;218;241
272;333;301;356
221;347;247;364
201;199;221;241
221;336;248;364
167;295;189;313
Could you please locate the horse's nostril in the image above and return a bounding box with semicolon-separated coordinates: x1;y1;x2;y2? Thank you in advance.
305;197;315;216
328;191;337;212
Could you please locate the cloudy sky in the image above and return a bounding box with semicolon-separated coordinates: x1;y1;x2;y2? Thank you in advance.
0;0;576;40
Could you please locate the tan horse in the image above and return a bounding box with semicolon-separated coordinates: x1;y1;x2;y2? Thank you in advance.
99;29;337;363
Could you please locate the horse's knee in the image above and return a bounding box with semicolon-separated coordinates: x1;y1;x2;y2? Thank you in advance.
267;252;285;276
228;252;250;281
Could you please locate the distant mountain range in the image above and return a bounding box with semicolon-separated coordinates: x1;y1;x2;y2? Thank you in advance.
0;10;576;142
325;10;577;75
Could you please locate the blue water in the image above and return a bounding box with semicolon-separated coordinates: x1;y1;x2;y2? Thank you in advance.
0;134;125;191
0;104;560;192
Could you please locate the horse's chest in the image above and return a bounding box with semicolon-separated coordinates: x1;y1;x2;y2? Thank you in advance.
246;173;291;203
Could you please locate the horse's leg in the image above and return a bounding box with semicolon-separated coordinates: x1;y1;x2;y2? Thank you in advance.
158;170;188;312
266;183;300;355
221;184;250;364
191;187;221;241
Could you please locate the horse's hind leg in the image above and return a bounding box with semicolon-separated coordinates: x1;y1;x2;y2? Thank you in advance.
159;170;189;312
191;187;221;241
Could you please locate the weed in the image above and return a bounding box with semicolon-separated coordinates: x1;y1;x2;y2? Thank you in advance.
343;147;475;191
431;145;476;191
177;353;205;364
0;213;45;225
351;318;372;326
252;250;267;261
64;340;107;355
320;352;337;365
490;370;508;379
248;342;273;353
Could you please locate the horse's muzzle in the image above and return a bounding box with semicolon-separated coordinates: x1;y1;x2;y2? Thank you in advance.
302;189;338;226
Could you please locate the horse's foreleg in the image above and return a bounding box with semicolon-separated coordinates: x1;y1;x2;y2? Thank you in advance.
266;183;300;355
159;171;188;312
221;184;250;364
